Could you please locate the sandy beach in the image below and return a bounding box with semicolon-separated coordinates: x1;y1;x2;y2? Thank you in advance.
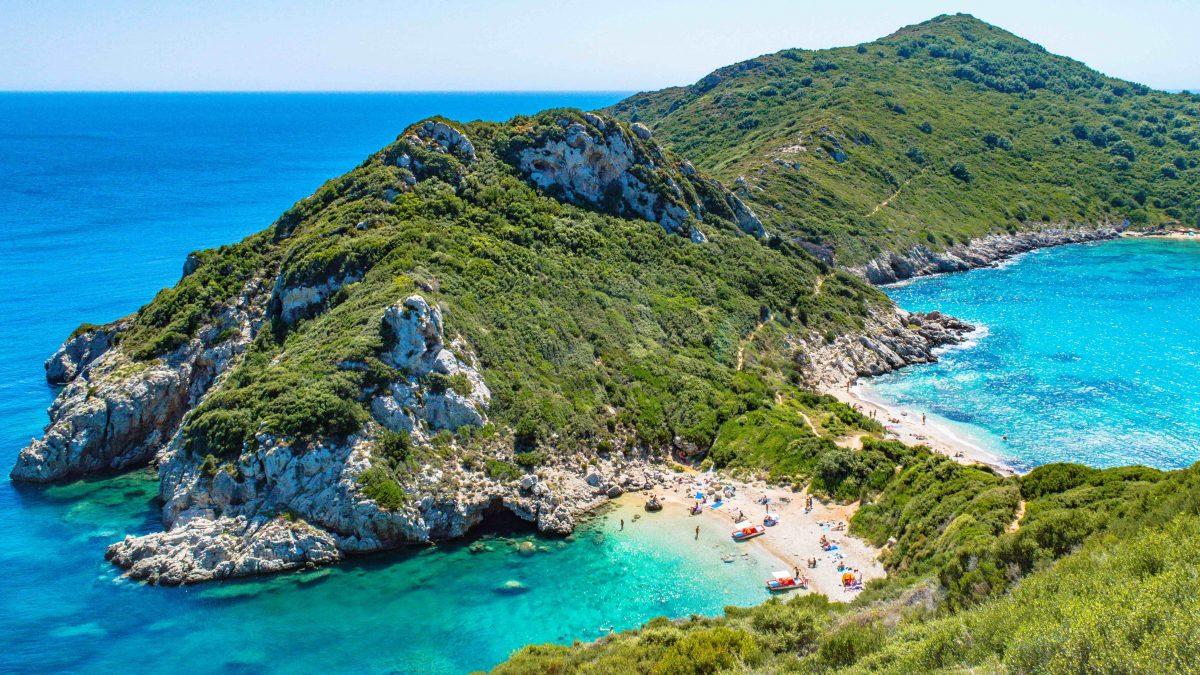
1123;229;1200;241
624;474;886;601
826;383;1015;476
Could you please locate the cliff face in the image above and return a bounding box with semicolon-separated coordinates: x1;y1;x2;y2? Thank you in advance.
512;111;764;241
12;277;268;482
855;224;1126;285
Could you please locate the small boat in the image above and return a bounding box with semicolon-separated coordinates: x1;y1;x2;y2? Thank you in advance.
731;525;765;542
766;571;806;592
645;498;663;512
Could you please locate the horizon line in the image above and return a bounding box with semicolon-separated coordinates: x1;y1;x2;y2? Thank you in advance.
0;89;641;95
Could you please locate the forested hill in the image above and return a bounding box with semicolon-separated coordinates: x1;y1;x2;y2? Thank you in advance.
608;13;1200;264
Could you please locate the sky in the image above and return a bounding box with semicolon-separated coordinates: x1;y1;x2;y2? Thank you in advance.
1;0;1197;92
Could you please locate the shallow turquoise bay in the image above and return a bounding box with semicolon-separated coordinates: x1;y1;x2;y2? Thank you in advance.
0;93;779;673
872;239;1200;472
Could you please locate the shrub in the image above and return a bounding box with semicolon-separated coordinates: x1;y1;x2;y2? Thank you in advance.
817;621;886;668
650;627;759;674
513;451;544;467
357;466;407;510
983;132;1013;150
377;430;412;466
485;459;521;481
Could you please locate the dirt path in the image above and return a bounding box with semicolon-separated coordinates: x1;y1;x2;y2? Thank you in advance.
836;432;869;450
798;411;820;435
735;321;768;371
867;169;926;217
1006;500;1027;533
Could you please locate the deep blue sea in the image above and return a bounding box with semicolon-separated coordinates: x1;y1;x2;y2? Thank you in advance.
871;239;1200;473
0;93;783;674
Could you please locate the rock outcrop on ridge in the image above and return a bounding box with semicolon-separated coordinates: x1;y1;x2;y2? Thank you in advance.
513;111;765;241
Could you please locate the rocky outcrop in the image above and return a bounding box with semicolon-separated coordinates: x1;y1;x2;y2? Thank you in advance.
44;322;126;384
386;119;477;185
798;306;975;388
106;515;342;585
108;417;674;583
371;294;491;437
411;119;477;163
514;113;764;240
12;355;191;482
856;224;1124;285
272;271;362;323
11;278;268;483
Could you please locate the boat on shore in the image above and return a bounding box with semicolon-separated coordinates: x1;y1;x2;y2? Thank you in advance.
732;525;765;542
766;571;807;592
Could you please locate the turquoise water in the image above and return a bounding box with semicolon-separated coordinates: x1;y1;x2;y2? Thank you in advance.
0;93;782;673
872;239;1200;472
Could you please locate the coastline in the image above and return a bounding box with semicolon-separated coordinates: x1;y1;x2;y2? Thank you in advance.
825;383;1016;477
855;223;1124;285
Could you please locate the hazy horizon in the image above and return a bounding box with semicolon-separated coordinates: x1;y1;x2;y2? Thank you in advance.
2;1;1197;93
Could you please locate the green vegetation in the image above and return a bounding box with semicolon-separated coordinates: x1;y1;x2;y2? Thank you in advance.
609;13;1200;263
357;465;407;510
705;393;893;500
485;459;522;482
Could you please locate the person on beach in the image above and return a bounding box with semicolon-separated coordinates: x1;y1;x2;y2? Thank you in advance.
922;413;926;425
794;566;801;579
620;519;624;531
694;525;700;540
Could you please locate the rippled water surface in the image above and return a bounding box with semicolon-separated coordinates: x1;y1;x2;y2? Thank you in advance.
872;239;1200;472
0;93;782;673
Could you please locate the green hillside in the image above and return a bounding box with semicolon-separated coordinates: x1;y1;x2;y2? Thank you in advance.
608;13;1200;263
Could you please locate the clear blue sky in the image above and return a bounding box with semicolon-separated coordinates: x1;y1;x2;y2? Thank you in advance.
2;0;1196;91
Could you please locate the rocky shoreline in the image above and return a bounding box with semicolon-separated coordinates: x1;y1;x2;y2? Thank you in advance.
798;306;975;390
854;223;1126;285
